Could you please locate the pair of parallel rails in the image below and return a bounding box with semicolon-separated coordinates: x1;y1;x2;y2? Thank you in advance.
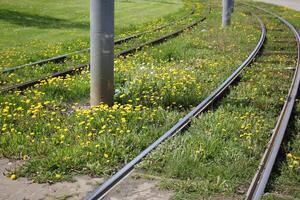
87;5;300;200
2;3;299;200
0;6;202;93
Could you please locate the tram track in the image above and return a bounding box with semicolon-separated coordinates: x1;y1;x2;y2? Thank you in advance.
85;13;267;200
86;5;300;200
0;11;208;94
1;3;298;200
243;4;300;200
0;6;196;74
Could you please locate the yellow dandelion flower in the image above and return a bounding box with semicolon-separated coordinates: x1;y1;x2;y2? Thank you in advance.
10;174;17;180
55;174;61;179
293;160;299;166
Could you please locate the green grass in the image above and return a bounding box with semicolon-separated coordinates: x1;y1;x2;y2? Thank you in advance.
262;108;300;199
0;0;183;49
1;0;299;199
244;2;300;200
138;2;299;199
0;0;185;69
0;4;202;88
0;0;262;183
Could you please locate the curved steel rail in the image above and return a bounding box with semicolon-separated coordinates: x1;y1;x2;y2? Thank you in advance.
85;15;266;200
0;16;207;93
0;6;195;74
244;5;300;200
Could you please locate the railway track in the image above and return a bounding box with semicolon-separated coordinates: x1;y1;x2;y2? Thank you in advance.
86;5;300;200
1;3;297;200
0;6;196;74
243;5;300;200
85;13;267;200
0;9;208;94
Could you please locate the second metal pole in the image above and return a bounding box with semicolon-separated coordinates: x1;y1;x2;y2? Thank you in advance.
90;0;114;106
222;0;231;27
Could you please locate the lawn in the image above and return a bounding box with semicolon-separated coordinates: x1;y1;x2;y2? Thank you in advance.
1;0;299;199
0;0;261;185
0;0;184;68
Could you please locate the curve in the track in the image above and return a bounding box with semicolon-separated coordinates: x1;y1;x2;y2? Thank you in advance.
244;4;300;200
85;14;267;200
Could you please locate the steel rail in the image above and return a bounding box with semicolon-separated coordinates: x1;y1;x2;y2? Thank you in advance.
0;6;195;74
0;16;207;94
244;5;300;200
85;15;266;200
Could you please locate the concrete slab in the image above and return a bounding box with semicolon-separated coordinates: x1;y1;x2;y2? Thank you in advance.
102;175;174;200
0;158;174;200
253;0;300;11
0;158;103;200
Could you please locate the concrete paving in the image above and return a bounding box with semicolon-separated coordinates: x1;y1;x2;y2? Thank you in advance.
254;0;300;11
103;175;174;200
0;158;174;200
0;158;103;200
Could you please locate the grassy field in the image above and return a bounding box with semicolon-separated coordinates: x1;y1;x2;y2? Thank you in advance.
0;0;262;185
1;0;300;199
134;2;298;198
0;6;202;87
0;0;184;68
249;2;300;200
0;0;183;49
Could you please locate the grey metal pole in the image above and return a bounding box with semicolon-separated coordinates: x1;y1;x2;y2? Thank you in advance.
90;0;114;106
222;0;231;27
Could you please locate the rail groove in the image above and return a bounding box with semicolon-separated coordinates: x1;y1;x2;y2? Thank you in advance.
85;14;266;200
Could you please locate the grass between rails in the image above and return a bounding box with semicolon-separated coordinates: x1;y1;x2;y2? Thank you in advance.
0;2;203;88
0;0;261;183
244;2;300;200
0;0;185;70
262;103;300;200
137;4;298;200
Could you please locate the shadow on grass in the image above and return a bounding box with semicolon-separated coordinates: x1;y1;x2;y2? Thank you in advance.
0;9;89;29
